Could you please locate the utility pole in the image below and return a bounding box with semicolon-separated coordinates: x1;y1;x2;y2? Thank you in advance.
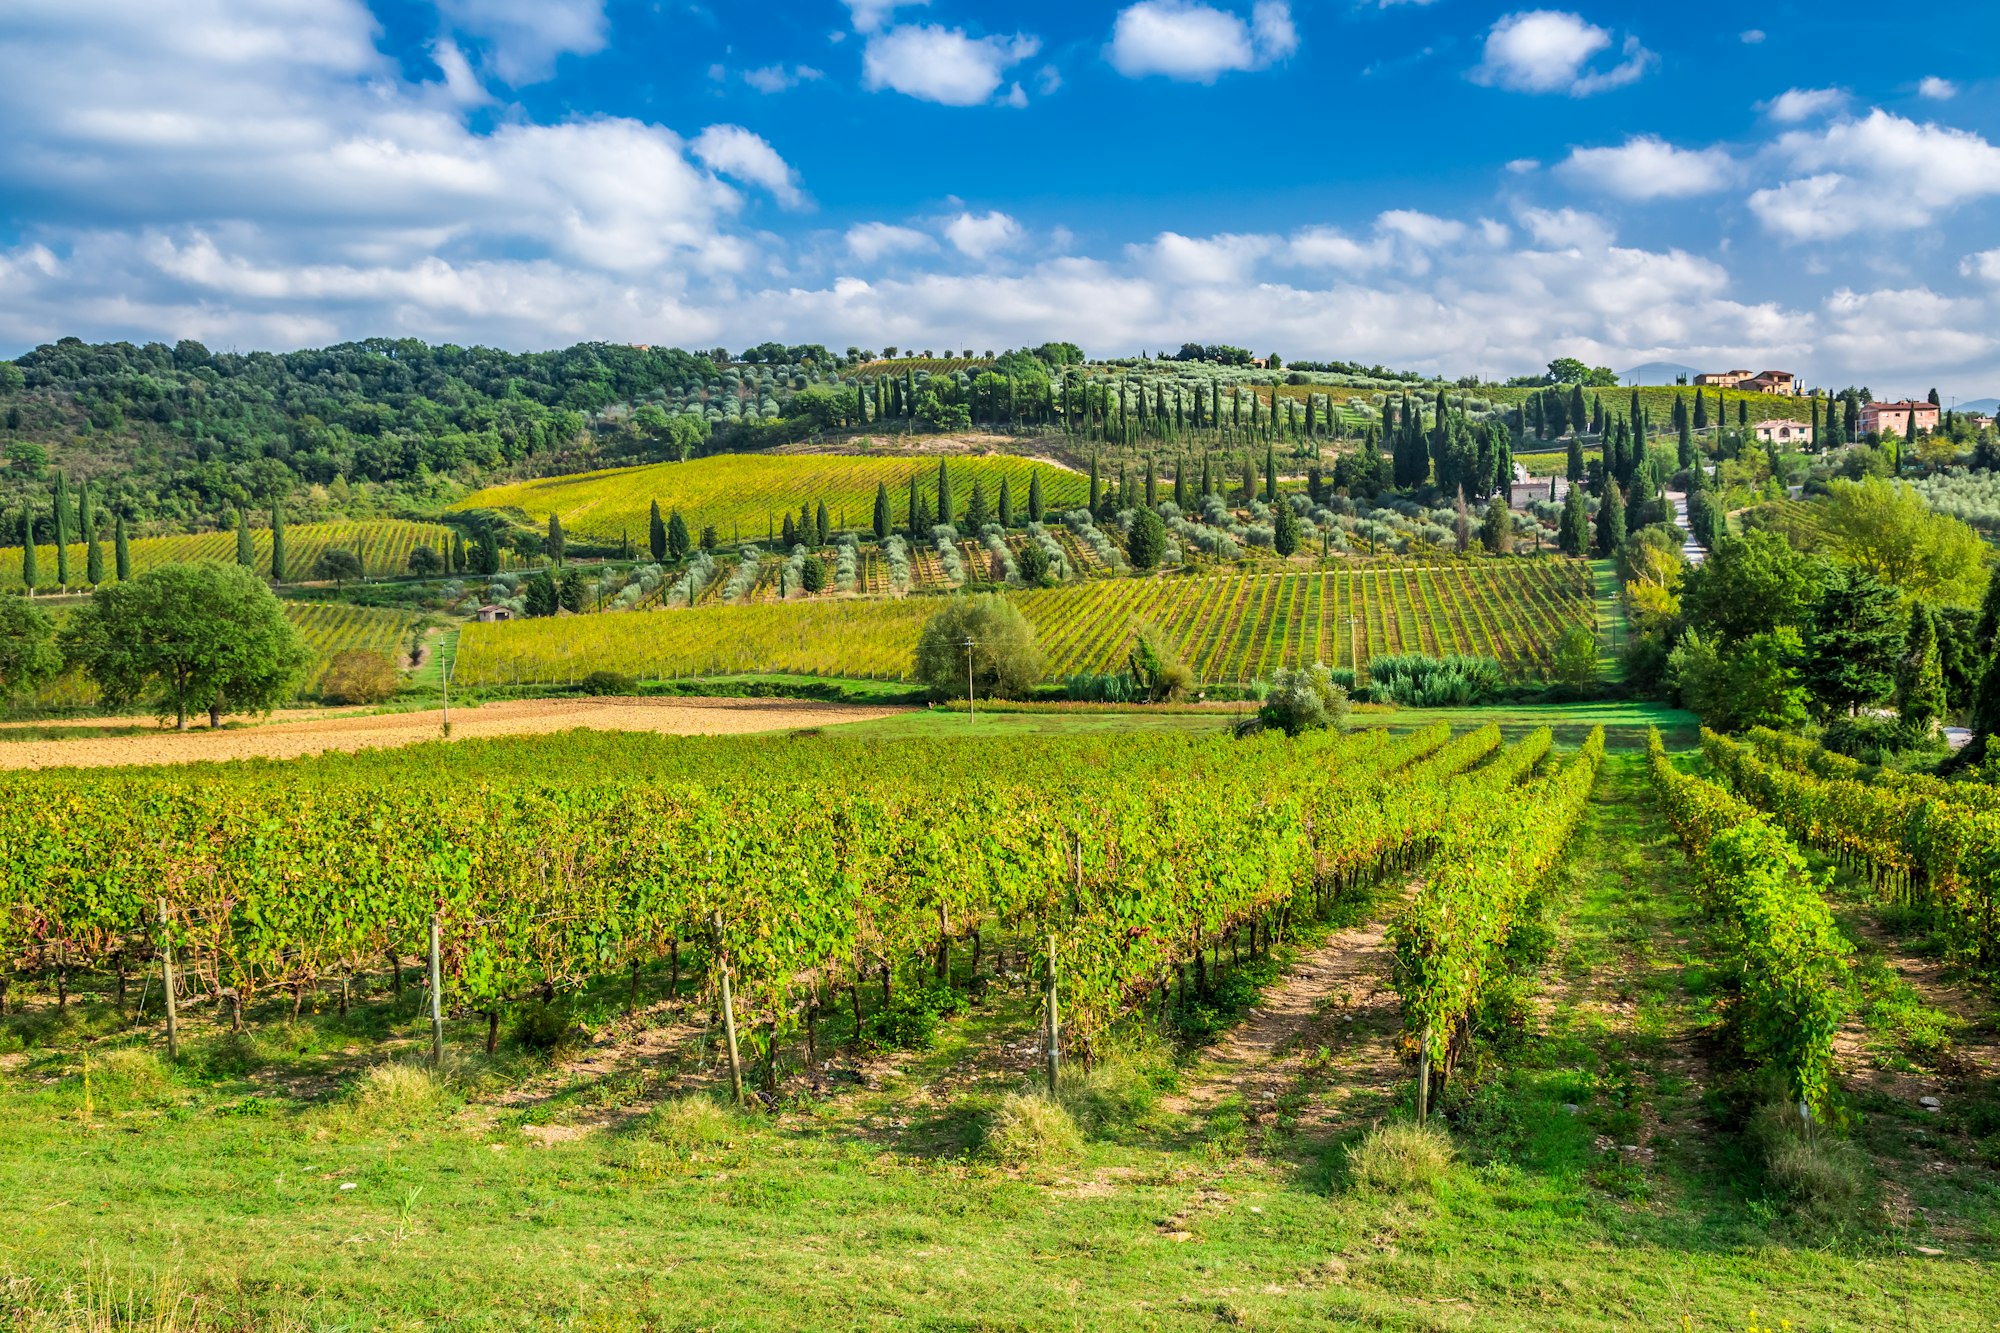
963;634;977;722
440;641;454;738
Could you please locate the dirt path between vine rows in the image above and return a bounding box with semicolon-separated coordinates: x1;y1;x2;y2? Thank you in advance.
1166;893;1413;1149
0;696;909;770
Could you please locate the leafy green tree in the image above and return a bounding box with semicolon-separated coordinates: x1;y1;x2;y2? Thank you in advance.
269;501;287;583
1818;476;1985;604
314;548;363;585
1551;625;1599;689
1128;505;1168;569
522;571;558;617
1128;625;1192;701
1669;627;1811;732
408;546;443;576
1896;604;1947;737
1802;565;1903;718
874;483;891;541
1015;539;1051;587
913;595;1044;701
114;513;130;581
649;501;667;561
667;510;690;560
1595;479;1626;556
558;568;589;613
1557;486;1588;556
60;562;310;730
1272;499;1301;556
1680;530;1822;644
1259;665;1349;736
0;597;61;702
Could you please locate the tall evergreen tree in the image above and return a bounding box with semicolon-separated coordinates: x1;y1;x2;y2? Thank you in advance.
649;500;667;561
1897;605;1947;737
21;509;37;592
1264;445;1277;503
270;499;287;583
1273;497;1301;556
1625;467;1657;533
53;474;71;588
667;510;691;560
1802;566;1902;718
1173;458;1187;510
1694;388;1709;430
1596;479;1627;556
1566;432;1584;485
1678;416;1696;469
1145;456;1157;509
82;485;102;585
548;512;565;566
936;461;954;526
113;512;130;582
874;482;892;541
816;500;831;544
235;506;253;569
1088;454;1100;513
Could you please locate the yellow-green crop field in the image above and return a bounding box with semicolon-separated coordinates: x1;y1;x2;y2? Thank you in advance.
454;560;1594;687
451;454;1089;545
0;519;456;590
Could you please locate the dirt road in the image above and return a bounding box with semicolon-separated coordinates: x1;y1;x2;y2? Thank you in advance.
0;697;906;770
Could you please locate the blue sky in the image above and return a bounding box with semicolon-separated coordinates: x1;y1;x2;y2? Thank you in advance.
2;0;1998;397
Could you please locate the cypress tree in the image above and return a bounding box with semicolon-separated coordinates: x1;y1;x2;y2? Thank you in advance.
1678;416;1696;470
21;509;37;592
1625;467;1656;533
1897;605;1947;736
667;510;691;559
82;485;102;585
782;513;797;546
1273;497;1301;556
548;512;565;566
816;500;831;543
874;482;891;541
1566;432;1584;486
270;500;287;582
53;474;71;588
1264;445;1277;503
1145;456;1157;509
114;513;130;581
1694;388;1709;430
1088;454;1100;512
1200;453;1212;497
235;505;254;570
1173;457;1187;509
649;500;667;561
998;476;1013;528
799;504;816;547
1596;479;1627;555
936;461;953;526
1028;471;1044;523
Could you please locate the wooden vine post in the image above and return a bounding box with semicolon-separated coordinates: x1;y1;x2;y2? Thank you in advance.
158;898;179;1063
1416;1025;1432;1125
713;912;745;1105
427;915;444;1068
1043;934;1060;1095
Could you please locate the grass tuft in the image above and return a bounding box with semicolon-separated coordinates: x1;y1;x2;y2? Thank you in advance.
342;1061;453;1129
1749;1099;1871;1226
641;1095;742;1159
1343;1121;1455;1194
984;1091;1083;1168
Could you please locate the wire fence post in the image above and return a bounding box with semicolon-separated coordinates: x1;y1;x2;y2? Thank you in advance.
158;898;178;1063
1417;1025;1432;1125
427;915;444;1068
1043;934;1060;1095
713;912;746;1105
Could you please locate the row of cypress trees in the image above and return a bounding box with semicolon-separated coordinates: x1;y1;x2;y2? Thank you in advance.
16;473;132;593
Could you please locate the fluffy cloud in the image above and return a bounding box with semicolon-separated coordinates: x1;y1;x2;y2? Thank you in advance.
1106;1;1297;83
1919;76;1957;101
1761;87;1847;123
862;24;1040;106
1963;249;2000;283
1557;135;1735;199
436;0;607;85
844;0;927;33
845;222;935;263
1129;232;1275;284
1751;110;2000;240
741;65;824;94
943;211;1024;260
691;126;807;211
1471;11;1654;96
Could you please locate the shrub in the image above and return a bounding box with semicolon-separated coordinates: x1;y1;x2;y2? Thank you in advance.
1259;664;1349;736
319;649;400;704
643;1095;740;1159
578;670;636;696
511;1002;583;1058
864;981;965;1050
1821;714;1904;765
1344;1121;1454;1194
346;1062;453;1128
1364;653;1503;707
1749;1097;1869;1225
913;594;1045;701
985;1091;1083;1167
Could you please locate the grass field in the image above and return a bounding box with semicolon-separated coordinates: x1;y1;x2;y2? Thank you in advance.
453;560;1596;687
3;742;1995;1331
0;519;457;590
451;453;1090;546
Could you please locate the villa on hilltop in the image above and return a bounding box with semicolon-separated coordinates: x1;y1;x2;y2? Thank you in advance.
1692;369;1802;395
1859;400;1940;436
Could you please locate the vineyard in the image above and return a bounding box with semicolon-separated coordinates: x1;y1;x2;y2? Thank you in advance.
452;562;1595;687
3;721;1599;1078
0;519;456;589
451;454;1089;546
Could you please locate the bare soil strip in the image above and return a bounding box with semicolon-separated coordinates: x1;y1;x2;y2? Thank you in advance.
0;696;908;770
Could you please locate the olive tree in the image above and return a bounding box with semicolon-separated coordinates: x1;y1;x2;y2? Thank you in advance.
913;594;1044;701
61;562;311;729
0;597;62;703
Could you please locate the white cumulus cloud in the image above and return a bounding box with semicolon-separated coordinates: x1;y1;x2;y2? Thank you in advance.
436;0;607;85
1471;11;1655;97
943;211;1024;260
741;65;823;94
845;222;935;263
863;25;1040;106
1751;109;2000;241
1761;87;1847;123
1557;135;1735;200
1919;76;1958;100
1106;1;1297;83
691;126;807;210
844;0;927;33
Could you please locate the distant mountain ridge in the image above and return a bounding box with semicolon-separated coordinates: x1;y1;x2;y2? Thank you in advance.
1957;397;1999;416
1621;361;1700;386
